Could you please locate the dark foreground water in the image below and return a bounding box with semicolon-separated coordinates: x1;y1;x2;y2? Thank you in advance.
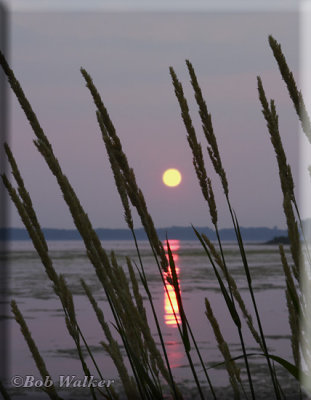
1;240;304;399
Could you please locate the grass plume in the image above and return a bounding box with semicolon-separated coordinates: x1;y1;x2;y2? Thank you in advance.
11;300;63;400
268;35;311;143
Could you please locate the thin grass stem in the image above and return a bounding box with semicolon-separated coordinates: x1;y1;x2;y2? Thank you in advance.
130;230;182;399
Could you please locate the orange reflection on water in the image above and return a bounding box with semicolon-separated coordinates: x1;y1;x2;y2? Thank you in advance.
163;240;181;327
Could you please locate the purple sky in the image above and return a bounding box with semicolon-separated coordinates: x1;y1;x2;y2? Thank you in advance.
5;10;301;229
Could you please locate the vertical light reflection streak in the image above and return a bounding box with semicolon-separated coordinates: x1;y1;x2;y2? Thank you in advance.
163;239;181;327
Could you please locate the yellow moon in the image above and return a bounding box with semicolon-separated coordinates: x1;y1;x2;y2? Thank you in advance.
162;168;182;187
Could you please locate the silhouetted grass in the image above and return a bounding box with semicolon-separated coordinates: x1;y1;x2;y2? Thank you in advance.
0;35;309;399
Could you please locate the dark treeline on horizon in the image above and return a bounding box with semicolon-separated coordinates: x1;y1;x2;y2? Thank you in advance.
0;225;292;242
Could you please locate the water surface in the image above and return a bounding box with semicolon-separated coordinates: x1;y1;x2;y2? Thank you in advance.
3;239;301;398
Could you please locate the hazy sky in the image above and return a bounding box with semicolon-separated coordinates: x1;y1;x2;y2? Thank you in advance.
4;8;303;230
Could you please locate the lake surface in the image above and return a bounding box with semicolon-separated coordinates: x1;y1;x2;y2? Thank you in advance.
2;239;303;399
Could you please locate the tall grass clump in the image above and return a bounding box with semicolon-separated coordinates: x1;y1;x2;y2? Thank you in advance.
0;35;309;399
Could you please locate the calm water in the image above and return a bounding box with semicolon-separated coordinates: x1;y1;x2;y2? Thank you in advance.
2;240;302;398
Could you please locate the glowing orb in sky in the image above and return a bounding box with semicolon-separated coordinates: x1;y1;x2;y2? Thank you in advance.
162;168;182;187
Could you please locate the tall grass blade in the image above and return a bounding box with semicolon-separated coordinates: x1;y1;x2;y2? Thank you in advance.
193;227;241;329
231;210;282;400
0;380;11;400
193;227;256;399
209;353;304;382
81;279;136;399
166;238;190;352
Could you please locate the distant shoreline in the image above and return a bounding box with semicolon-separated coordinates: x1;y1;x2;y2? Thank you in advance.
0;226;289;242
